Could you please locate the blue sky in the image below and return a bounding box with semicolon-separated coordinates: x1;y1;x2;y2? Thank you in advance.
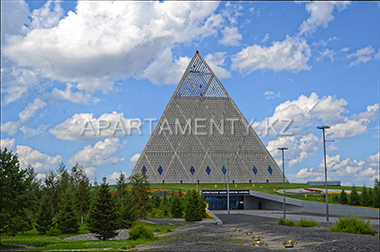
1;1;379;186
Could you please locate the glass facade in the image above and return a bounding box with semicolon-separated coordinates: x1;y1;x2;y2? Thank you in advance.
205;196;244;210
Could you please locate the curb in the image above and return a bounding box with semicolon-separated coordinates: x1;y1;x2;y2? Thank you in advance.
206;208;223;225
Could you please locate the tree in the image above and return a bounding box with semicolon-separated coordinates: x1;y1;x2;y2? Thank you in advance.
161;192;169;216
373;178;380;208
0;148;30;244
129;173;152;219
339;189;348;205
184;190;204;222
14;208;33;234
88;177;119;240
360;185;371;207
56;190;80;234
116;172;128;207
153;194;161;208
170;192;184;218
35;194;54;234
71;164;90;224
118;193;138;229
349;185;360;206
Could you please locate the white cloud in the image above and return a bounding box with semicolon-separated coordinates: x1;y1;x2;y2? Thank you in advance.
253;94;377;139
18;98;46;123
50;112;142;141
263;91;281;100
316;49;335;62
0;138;16;150
19;124;49;138
29;1;63;29
1;121;21;136
221;2;243;25
298;1;350;35
106;171;127;185
2;67;38;105
83;167;96;178
68;138;125;167
204;52;231;79
254;93;347;136
347;46;377;66
3;1;223;97
16;145;62;172
129;153;141;167
261;33;270;43
267;134;320;167
312;37;338;47
219;27;242;46
231;36;311;73
327;104;379;139
45;83;100;104
287;152;379;185
340;47;350;52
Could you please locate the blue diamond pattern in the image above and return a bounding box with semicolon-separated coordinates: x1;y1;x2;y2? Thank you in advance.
221;166;227;175
206;166;211;175
190;166;195;175
158;166;163;175
252;166;257;175
268;166;273;175
142;166;147;174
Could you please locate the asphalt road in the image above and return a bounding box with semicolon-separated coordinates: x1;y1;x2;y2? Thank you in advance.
211;209;380;226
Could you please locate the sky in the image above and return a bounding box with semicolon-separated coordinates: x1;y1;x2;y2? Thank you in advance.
1;1;379;186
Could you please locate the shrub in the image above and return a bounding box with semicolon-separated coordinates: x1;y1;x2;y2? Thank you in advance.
285;220;295;226
278;218;294;226
46;228;62;236
330;216;375;235
295;218;317;228
128;222;154;240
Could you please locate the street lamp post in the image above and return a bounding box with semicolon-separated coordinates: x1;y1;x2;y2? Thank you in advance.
317;125;330;222
278;147;288;220
227;158;230;215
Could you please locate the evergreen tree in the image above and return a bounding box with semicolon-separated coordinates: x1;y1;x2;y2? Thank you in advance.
161;192;169;216
56;190;80;234
339;189;348;205
153;194;161;208
360;185;371;207
184;190;204;222
35;194;54;234
170;192;184;218
349;185;360;206
129;173;152;219
118;193;138;229
0;148;32;244
71;164;90;224
368;188;373;207
116;172;128;207
15;208;33;234
88;177;119;240
373;178;380;208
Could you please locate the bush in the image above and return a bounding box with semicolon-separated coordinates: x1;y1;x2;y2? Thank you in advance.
46;228;62;236
349;185;360;206
330;216;375;235
278;218;294;226
128;222;154;240
295;218;317;228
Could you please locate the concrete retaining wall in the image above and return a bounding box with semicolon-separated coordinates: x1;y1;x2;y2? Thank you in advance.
248;190;379;219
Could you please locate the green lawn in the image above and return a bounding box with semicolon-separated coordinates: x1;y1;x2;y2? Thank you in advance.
1;222;175;251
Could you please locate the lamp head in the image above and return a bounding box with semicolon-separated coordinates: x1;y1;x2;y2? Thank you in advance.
317;125;330;129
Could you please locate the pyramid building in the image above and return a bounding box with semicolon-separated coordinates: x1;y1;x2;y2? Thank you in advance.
130;50;288;184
